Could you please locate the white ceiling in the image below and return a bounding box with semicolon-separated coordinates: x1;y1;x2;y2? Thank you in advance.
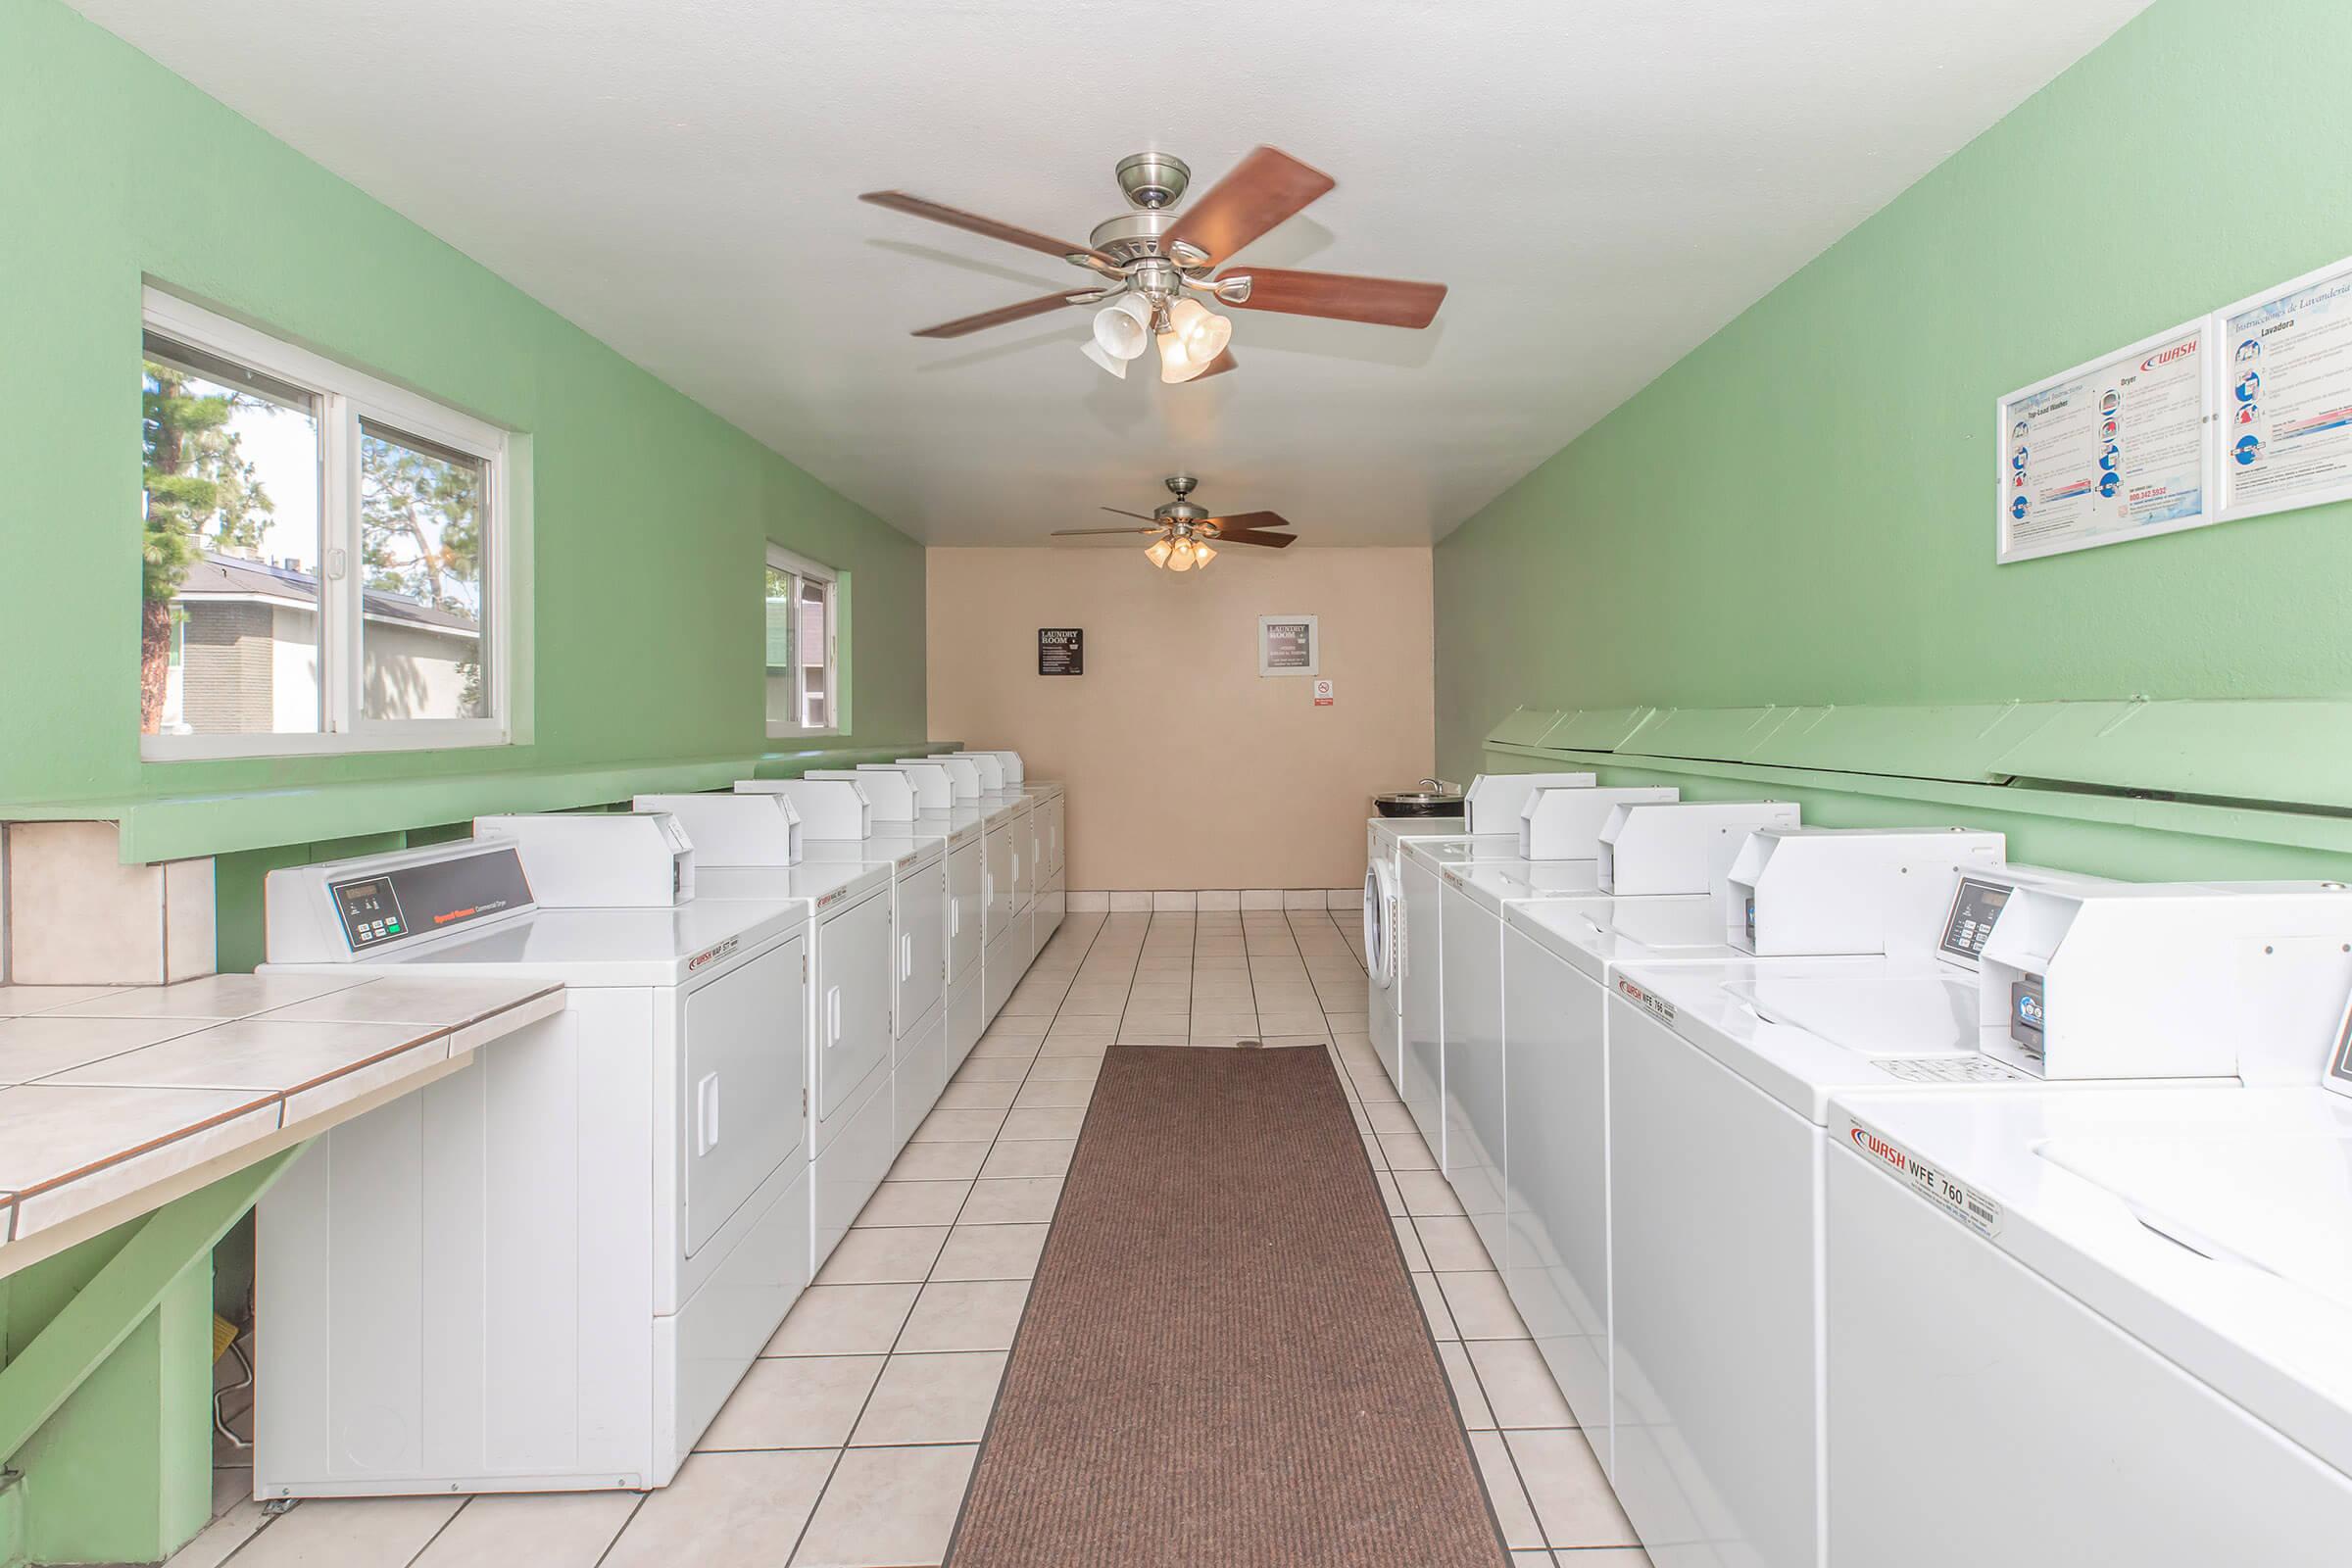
75;0;2151;546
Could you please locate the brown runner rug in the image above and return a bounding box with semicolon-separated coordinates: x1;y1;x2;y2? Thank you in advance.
946;1043;1508;1567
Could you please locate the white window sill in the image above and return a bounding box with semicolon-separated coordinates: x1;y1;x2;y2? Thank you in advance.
141;725;509;763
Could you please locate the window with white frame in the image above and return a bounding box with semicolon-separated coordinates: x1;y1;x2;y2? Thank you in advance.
764;544;839;736
139;289;514;759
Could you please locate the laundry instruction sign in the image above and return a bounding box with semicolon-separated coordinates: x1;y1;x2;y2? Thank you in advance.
1258;614;1318;676
1037;628;1083;676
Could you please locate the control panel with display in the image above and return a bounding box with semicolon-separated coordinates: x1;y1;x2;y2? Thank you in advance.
329;848;533;953
1939;876;2013;965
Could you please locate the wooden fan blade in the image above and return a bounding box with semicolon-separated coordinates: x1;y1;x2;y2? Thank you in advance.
1203;511;1291;532
1193;348;1239;380
861;191;1112;265
1211;528;1298;549
909;291;1091;339
1221;268;1447;328
1051;526;1157;536
1100;507;1160;521
1166;147;1335;265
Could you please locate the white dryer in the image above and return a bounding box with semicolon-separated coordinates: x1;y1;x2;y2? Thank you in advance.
960;753;1067;949
647;785;902;1269
900;759;991;1064
780;772;951;1149
258;817;810;1495
939;755;1035;1023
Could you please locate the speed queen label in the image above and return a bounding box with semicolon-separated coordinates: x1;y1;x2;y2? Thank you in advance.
1840;1115;2003;1239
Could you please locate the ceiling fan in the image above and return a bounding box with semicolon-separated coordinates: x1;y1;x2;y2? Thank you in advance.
860;147;1447;383
1050;475;1295;571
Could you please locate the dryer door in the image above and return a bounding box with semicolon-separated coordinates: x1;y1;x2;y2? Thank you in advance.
947;840;983;983
895;858;949;1037
1366;858;1401;991
682;936;805;1257
815;890;894;1122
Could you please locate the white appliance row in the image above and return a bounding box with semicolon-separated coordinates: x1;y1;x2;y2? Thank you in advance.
253;749;1061;1498
1361;787;2352;1566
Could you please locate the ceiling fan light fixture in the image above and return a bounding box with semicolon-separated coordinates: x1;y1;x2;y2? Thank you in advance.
1167;536;1197;571
1093;294;1152;361
1145;536;1174;568
1191;539;1217;567
1157;332;1210;384
1168;297;1232;363
1080;339;1128;379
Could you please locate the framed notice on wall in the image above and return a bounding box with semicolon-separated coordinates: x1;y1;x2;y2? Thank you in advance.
1996;318;2214;564
1037;627;1083;675
1258;614;1318;676
2213;256;2352;526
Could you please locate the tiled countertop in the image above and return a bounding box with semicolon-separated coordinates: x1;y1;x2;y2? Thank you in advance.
0;972;563;1262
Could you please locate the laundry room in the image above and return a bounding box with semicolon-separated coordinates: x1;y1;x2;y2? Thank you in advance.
6;3;2352;1567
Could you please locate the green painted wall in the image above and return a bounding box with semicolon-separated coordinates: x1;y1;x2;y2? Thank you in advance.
0;0;925;818
1435;0;2352;820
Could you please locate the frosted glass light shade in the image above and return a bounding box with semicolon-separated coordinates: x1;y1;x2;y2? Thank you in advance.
1094;295;1152;361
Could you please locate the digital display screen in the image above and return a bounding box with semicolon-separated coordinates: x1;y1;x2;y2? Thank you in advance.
1939;877;2013;963
330;849;531;952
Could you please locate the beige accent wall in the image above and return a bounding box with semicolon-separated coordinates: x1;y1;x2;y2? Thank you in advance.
928;547;1435;892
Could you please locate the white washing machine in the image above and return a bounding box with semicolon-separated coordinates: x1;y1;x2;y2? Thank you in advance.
1601;870;2352;1568
859;760;991;1071
647;784;903;1269
1500;892;1760;1471
1440;800;1788;1270
1405;786;1677;1165
258;816;810;1495
1827;1026;2352;1566
1364;771;1595;1090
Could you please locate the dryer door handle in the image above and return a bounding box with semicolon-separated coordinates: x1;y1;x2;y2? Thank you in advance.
901;931;913;979
696;1071;720;1156
826;985;842;1044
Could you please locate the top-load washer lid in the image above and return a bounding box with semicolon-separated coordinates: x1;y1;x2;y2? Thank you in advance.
1613;954;2004;1122
1504;894;1732;982
1727;970;1982;1058
1446;858;1602;912
1405;835;1531;868
2036;1133;2352;1314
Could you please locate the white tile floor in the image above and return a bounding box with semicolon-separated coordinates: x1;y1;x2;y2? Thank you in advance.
191;908;1646;1567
